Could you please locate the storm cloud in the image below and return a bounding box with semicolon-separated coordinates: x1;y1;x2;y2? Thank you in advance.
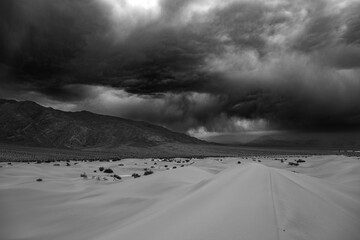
1;0;360;134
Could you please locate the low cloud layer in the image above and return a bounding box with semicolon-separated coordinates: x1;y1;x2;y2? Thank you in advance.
1;0;360;134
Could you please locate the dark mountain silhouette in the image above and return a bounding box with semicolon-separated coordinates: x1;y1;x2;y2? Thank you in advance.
0;99;206;149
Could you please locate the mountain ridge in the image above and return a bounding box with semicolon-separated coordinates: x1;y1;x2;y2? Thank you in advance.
0;99;207;149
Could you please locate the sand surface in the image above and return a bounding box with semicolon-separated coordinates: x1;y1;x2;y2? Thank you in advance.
1;155;359;240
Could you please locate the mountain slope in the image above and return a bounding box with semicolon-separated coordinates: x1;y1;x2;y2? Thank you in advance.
0;99;205;149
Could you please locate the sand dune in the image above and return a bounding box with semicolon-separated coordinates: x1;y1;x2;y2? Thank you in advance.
1;157;360;240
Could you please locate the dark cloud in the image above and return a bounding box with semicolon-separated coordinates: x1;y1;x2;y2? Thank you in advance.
1;0;360;134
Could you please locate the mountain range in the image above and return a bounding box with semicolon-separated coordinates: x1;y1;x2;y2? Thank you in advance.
0;99;205;149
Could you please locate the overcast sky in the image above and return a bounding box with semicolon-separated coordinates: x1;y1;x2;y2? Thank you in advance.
1;0;360;138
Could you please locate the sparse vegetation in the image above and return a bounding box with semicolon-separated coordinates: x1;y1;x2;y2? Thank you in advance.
288;162;299;166
132;173;141;178
111;174;121;180
144;170;154;175
104;168;114;173
0;145;120;162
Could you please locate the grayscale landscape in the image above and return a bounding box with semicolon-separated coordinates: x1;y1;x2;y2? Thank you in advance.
1;0;360;239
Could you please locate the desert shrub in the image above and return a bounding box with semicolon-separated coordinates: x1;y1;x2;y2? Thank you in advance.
112;174;121;180
104;168;114;173
66;163;71;166
132;173;141;178
93;170;97;173
296;159;306;163
172;166;177;169
99;167;104;171
288;162;299;166
36;178;43;182
164;165;168;168
237;161;241;164
54;163;60;166
151;166;154;168
80;172;88;179
144;170;154;175
181;165;184;167
118;164;124;166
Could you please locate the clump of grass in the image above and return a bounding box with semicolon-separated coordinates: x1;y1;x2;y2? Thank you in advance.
144;169;154;175
112;174;121;180
132;173;141;178
288;162;299;166
103;168;114;173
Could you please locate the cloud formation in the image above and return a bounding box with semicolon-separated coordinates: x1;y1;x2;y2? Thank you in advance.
1;0;360;133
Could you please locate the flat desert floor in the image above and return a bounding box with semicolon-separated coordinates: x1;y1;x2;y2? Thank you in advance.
1;155;360;240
